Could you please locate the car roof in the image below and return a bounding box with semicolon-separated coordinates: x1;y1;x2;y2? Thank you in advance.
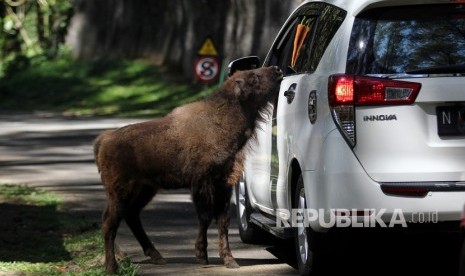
299;0;455;16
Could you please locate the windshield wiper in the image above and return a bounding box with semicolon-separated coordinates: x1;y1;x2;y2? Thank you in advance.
406;64;465;74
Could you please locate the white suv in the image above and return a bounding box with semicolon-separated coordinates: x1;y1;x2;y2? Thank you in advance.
229;0;465;275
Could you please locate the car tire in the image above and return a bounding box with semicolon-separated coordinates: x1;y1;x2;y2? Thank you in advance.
294;174;322;276
235;174;262;244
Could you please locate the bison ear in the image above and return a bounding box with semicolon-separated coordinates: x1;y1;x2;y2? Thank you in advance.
234;78;245;96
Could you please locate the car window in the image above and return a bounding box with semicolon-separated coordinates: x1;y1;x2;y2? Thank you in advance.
265;3;346;75
347;4;465;75
293;4;346;73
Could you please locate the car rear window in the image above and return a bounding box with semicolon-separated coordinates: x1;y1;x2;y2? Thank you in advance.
346;4;465;75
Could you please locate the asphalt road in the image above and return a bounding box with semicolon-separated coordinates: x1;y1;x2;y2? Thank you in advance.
0;112;461;276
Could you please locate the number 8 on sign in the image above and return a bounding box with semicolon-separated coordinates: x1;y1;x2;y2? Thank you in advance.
195;57;219;83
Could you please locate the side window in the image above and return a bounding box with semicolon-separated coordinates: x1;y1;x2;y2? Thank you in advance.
294;4;346;73
266;3;346;75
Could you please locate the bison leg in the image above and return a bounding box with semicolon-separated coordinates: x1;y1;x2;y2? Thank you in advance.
194;207;213;265
102;200;126;274
125;186;166;265
216;185;240;268
192;187;213;265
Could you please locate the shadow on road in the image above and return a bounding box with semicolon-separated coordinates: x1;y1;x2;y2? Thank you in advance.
262;226;462;276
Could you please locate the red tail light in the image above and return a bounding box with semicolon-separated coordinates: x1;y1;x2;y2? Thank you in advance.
328;74;422;147
329;74;421;106
330;76;354;104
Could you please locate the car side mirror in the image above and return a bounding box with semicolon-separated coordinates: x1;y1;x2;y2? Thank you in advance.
228;56;261;77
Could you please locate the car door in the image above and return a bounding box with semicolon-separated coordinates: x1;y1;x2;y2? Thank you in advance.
245;16;305;214
264;10;320;212
264;3;347;213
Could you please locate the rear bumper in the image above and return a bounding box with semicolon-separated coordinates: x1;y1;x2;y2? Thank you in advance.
303;130;465;232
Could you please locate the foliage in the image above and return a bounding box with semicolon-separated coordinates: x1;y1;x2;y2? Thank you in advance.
0;54;217;117
0;0;73;61
0;183;140;276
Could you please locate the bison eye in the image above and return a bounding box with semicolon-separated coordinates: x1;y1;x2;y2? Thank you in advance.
249;75;259;86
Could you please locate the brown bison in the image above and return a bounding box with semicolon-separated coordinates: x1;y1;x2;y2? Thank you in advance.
93;66;283;274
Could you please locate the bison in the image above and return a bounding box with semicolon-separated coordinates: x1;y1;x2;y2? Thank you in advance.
93;66;283;274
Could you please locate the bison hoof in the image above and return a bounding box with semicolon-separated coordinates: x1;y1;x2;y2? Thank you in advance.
225;260;240;269
196;258;209;265
105;264;118;275
149;256;167;265
147;250;167;265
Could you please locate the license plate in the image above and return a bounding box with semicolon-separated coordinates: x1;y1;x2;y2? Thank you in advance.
436;105;465;136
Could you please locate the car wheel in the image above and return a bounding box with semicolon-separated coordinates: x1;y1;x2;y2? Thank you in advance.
294;175;321;276
235;174;262;244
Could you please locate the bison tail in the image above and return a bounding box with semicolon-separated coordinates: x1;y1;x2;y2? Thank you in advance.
93;130;113;172
93;135;103;172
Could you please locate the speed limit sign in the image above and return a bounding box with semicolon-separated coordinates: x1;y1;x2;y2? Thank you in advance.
194;57;219;83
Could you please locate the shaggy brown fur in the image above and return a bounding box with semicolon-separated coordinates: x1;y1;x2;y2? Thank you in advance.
94;66;283;274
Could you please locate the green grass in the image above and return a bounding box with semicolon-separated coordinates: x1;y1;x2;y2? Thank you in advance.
0;184;61;206
0;55;218;118
0;184;139;276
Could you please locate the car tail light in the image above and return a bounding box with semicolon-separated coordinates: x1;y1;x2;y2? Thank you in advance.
381;185;428;197
328;74;421;147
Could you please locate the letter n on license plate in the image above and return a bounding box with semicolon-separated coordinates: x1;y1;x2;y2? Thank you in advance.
436;105;465;136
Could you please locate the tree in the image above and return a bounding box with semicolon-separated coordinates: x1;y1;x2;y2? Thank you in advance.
66;0;302;79
0;0;72;60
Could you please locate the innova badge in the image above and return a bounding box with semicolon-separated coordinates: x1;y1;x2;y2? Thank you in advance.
363;114;397;121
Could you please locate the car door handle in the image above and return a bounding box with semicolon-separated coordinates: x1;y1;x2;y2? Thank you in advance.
284;83;297;104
